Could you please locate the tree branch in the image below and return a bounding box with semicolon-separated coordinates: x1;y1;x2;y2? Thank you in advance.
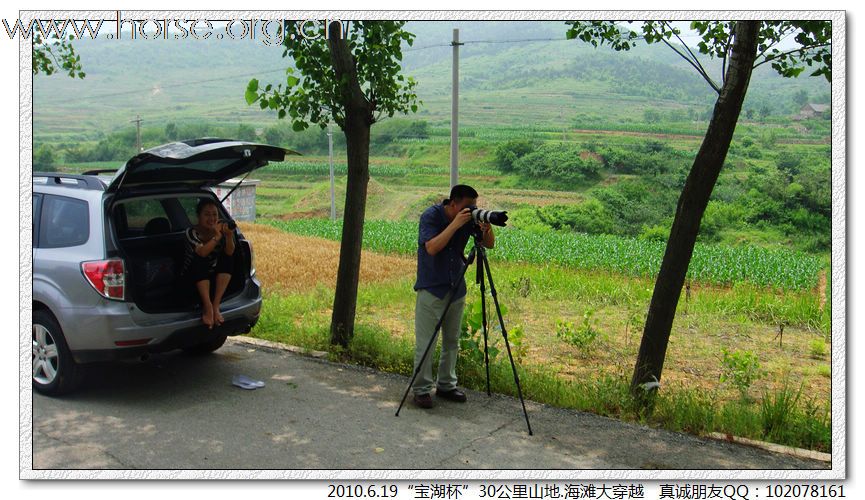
327;23;370;114
656;30;720;94
753;43;831;70
754;24;795;63
664;21;716;90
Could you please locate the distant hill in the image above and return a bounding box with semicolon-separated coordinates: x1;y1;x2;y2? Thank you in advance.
33;20;830;141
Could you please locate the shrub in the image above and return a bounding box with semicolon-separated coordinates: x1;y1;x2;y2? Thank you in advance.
536;200;615;235
493;139;538;172
699;201;746;242
371;119;429;146
776;150;802;177
597;140;681;176
513;143;602;184
760;128;779;148
744;145;763;159
460;298;526;365
639;224;670;242
33;145;55;169
590;179;677;235
720;349;764;400
507;207;552;233
556;309;601;351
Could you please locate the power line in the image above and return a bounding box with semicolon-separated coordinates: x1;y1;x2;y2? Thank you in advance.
404;37;568;52
403;32;708;53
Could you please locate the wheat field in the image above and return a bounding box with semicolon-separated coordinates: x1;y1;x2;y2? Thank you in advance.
239;223;414;292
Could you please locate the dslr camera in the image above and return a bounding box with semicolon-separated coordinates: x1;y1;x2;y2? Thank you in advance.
468;206;508;227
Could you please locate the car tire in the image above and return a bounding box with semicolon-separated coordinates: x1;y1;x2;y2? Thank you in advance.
32;309;82;396
183;334;228;355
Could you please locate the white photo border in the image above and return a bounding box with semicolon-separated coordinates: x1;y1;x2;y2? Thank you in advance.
19;9;846;481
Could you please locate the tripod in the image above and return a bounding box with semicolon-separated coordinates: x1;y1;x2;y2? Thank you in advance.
395;230;533;435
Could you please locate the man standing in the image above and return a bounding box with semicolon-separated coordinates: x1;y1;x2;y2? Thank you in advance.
412;184;494;409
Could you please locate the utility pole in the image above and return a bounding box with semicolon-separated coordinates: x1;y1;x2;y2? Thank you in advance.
328;123;336;221
450;28;463;190
130;114;142;152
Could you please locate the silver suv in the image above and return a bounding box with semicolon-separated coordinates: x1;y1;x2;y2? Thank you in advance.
32;139;293;395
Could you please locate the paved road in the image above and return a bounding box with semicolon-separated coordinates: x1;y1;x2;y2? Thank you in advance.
32;338;829;471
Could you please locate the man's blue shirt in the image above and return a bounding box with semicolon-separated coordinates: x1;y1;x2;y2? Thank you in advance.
414;203;473;300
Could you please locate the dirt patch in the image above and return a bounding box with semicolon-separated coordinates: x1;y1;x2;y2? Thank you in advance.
274;209;328;221
580;151;604;162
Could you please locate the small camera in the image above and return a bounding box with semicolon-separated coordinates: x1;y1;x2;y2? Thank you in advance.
219;219;237;230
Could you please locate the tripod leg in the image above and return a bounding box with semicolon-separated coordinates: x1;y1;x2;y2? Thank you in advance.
478;253;491;396
396;248;477;417
481;251;534;435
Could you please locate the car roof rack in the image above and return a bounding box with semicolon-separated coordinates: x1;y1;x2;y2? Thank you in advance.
33;172;107;191
82;168;118;176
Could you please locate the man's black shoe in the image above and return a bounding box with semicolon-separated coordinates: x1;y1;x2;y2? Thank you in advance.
436;388;467;403
413;393;434;409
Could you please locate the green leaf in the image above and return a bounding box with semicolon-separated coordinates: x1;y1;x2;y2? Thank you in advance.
245;79;260;105
287;75;300;87
292;121;306;132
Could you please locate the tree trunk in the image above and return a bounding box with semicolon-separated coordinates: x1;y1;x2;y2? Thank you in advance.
630;21;760;399
330;111;370;347
327;25;372;347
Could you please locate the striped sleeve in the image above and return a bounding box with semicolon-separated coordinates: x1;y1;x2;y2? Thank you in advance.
185;227;202;248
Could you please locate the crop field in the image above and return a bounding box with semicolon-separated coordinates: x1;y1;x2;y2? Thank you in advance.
264;218;825;291
239;223;414;292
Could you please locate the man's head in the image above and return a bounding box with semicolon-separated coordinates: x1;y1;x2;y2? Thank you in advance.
444;184;478;217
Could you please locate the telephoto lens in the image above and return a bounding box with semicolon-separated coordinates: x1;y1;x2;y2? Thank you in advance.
469;206;509;227
219;219;237;230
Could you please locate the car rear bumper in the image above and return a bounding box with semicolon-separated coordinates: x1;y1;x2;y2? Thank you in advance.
58;280;262;363
72;316;257;363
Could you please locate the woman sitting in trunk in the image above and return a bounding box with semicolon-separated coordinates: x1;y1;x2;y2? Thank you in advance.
180;199;235;329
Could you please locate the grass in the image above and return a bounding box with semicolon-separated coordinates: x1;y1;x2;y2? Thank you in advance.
241;223;831;452
252;288;830;452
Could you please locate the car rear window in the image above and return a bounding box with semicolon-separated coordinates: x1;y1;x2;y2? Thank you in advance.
39;195;89;248
124;199;170;232
114;195;218;239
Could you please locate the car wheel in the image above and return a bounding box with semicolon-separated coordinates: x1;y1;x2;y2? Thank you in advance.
183;334;227;355
32;310;82;396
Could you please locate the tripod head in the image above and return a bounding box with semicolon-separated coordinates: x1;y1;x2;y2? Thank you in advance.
470;222;486;240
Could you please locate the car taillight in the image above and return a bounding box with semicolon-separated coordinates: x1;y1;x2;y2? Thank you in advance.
81;259;125;300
